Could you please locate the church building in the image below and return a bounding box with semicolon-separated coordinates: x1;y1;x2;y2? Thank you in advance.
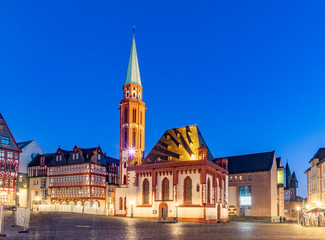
114;35;229;222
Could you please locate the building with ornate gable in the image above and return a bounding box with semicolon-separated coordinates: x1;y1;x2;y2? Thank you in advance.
114;35;229;222
0;113;21;206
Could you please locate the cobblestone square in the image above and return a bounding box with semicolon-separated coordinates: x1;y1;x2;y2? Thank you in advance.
2;211;325;240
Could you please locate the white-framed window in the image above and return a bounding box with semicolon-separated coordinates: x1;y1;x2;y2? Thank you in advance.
7;152;13;159
0;151;4;157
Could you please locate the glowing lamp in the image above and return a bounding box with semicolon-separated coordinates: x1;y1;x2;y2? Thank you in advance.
16;192;20;196
317;202;321;207
306;205;310;209
36;197;40;201
130;201;134;206
129;149;136;155
175;203;179;206
296;206;300;211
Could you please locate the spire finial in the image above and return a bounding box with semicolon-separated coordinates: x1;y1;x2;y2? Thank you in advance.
133;26;135;38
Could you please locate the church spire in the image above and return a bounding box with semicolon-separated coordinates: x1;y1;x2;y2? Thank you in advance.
125;30;142;87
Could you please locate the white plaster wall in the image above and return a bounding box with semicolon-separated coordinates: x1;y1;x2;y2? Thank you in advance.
228;186;237;208
19;141;44;174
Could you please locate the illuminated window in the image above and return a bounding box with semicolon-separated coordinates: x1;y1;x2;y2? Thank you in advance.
162;178;169;200
0;125;3;130
229;176;232;182
143;179;149;204
184;177;192;204
234;176;237;181
140;111;143;125
7;152;13;159
239;176;242;181
0;151;4;157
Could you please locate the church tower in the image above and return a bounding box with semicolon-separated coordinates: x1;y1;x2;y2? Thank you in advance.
119;33;145;186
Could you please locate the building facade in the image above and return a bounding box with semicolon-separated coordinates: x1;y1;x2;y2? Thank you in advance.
0;113;21;206
217;151;284;222
48;146;108;208
114;35;229;222
17;140;44;207
305;148;325;208
28;153;54;209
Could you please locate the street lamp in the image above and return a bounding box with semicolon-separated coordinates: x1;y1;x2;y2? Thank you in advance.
130;201;134;218
175;202;179;222
296;206;300;225
317;202;321;207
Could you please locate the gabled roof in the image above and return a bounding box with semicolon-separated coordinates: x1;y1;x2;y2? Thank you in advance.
51;146;108;167
105;155;119;165
217;151;276;174
144;125;214;164
124;36;142;86
309;148;325;162
17;140;34;150
0;113;21;152
28;153;55;167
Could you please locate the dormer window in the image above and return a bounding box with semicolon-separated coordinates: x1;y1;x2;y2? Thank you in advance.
97;154;101;160
1;136;9;145
72;154;75;160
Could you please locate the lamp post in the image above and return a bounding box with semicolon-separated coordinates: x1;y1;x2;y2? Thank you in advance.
130;201;134;218
296;206;300;225
175;202;179;222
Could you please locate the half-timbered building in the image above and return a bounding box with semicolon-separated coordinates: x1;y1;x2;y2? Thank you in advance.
114;35;229;222
0;113;21;206
48;146;108;208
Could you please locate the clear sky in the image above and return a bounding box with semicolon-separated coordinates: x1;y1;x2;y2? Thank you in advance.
1;1;325;197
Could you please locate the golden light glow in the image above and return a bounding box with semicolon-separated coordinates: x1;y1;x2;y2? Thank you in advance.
317;202;321;207
296;206;300;210
175;202;179;206
190;154;196;160
130;201;134;206
36;197;40;201
306;205;310;209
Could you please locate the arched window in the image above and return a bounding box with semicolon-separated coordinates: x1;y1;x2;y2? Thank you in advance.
124;108;128;123
132;130;136;148
207;178;211;204
139;132;142;149
143;179;149;204
140;111;143;125
133;109;136;122
123;175;126;185
124;130;128;148
162;178;169;200
124;161;126;169
184;177;192;204
119;197;123;210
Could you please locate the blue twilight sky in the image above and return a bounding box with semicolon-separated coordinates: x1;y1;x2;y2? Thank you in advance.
1;1;325;197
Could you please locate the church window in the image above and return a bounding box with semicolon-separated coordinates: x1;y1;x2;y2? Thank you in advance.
124;161;126;169
196;184;200;192
162;178;169;200
184;177;192;204
140;132;142;149
124;130;128;148
143;179;149;204
207;178;211;204
140;112;143;125
119;197;123;210
132;130;136;148
124;108;128;123
123;175;126;185
132;109;136;122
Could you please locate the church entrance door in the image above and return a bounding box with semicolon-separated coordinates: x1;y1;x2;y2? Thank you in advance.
159;202;168;220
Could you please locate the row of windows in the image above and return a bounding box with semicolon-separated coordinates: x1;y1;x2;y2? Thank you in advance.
0;163;15;172
0;150;19;159
50;164;89;173
91;175;105;183
229;175;252;182
310;182;317;191
123;108;143;125
51;175;90;183
1;136;9;145
0;178;14;188
142;177;193;205
123;129;143;149
52;187;90;194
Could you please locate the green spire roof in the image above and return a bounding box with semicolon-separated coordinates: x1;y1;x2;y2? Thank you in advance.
124;36;142;86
